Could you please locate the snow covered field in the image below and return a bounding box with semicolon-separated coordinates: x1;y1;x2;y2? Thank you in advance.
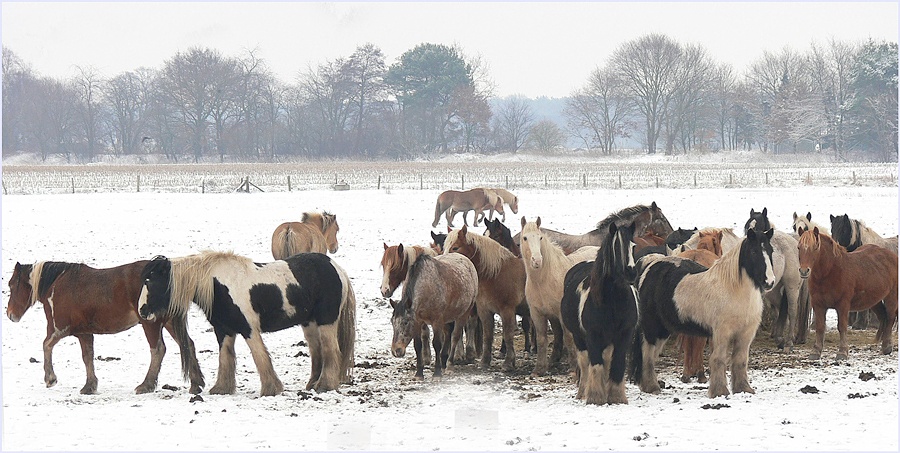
1;184;898;450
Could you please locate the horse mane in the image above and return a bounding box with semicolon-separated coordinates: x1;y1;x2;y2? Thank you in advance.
302;211;335;233
445;228;515;279
31;261;80;303
799;229;843;260
595;205;651;232
383;244;436;276
522;220;566;266
400;254;433;310
168;250;254;318
700;237;745;291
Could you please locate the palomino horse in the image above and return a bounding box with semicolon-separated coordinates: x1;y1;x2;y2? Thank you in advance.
5;260;204;394
512;202;674;255
444;225;527;371
271;211;340;260
829;213;898;329
561;221;638;405
744;208;809;351
792;212;826;237
675;231;723;384
520;216;598;375
390;253;478;379
632;228;776;398
138;251;356;396
432;188;503;228
798;227;898;360
483;188;519;223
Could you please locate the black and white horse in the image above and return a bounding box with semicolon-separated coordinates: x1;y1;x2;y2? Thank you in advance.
631;228;775;399
138;251;356;396
560;221;638;405
830;213;899;254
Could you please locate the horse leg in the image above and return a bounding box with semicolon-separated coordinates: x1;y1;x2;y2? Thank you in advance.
446;209;457;228
575;349;589;400
679;334;694;383
449;317;467;367
795;279;811;344
413;332;425;380
464;312;479;363
638;338;665;394
549;316;565;367
835;308;850;361
809;307;827;360
882;291;899;355
135;322;165;394
42;326;68;388
420;325;432;365
75;334;98;395
244;331;284;396
302;325;323;390
783;287;798;353
607;334;632;404
311;324;341;392
583;340;609;405
531;310;550;376
208;331;237;394
707;335;731;398
563;328;577;374
163;320;205;394
433;323;450;378
500;310;517;372
478;310;495;370
729;331;756;394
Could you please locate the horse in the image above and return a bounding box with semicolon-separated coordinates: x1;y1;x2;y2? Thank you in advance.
482;217;534;355
829;213;899;254
829;213;898;329
271;211;340;260
520;216;599;376
744;208;807;351
390;253;478;379
485;188;519;223
443;225;527;371
631;228;776;398
432;188;503;228
665;227;698;254
681;227;741;253
792;212;826;237
560;221;638;404
5;260;204;395
633;231;668;260
798;227;898;360
429;231;447;255
674;232;723;384
380;243;440;364
137;251;356;396
512;202;674;255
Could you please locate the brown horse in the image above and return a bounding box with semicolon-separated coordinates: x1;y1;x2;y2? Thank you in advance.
432;188;503;228
381;243;438;364
512;202;674;255
390;253;478;379
482;218;534;355
675;231;723;384
444;225;527;371
798;227;898;360
271;211;339;260
633;231;666;253
5;260;204;394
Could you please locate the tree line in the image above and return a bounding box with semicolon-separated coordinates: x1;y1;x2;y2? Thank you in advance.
2;34;897;163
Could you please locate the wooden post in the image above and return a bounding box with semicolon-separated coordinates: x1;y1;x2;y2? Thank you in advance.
420;175;423;190
766;173;769;184
505;175;509;188
137;174;141;193
729;174;733;185
461;175;465;190
71;178;75;194
693;173;696;187
852;171;856;184
545;175;548;187
202;180;205;194
655;176;659;188
582;173;586;187
618;174;622;189
377;175;381;190
2;180;7;195
335;174;338;185
288;175;292;192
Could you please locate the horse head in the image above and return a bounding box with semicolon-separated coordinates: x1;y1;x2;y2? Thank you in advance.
792;212;813;236
389;297;415;358
444;225;476;259
697;231;723;257
665;227;698;251
797;227;824;279
520;216;544;269
744;208;770;234
6;262;35;322
137;256;173;322
742;228;776;292
646;201;674;237
323;212;339;254
829;214;858;251
380;243;408;298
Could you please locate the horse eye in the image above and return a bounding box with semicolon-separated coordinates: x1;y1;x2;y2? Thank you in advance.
523;237;528;242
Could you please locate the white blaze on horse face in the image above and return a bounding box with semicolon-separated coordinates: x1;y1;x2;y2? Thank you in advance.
380;266;393;298
764;251;776;290
523;230;543;269
137;284;155;321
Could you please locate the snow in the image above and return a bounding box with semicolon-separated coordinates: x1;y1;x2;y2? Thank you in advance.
1;183;898;451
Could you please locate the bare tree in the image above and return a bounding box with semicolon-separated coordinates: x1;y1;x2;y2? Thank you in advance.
528;119;566;152
494;96;534;152
808;39;858;160
160;47;224;162
104;68;156;155
73;66;103;161
2;47;34;154
663;43;715;154
565;65;634;154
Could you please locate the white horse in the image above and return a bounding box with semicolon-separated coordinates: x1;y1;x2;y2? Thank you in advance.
519;216;598;376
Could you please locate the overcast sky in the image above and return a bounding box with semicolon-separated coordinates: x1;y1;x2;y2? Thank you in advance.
2;2;897;98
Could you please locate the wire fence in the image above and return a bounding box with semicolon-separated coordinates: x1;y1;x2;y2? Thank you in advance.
1;160;896;195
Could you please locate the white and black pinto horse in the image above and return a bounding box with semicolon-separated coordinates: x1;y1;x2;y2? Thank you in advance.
561;221;638;405
631;228;776;399
138;251;356;396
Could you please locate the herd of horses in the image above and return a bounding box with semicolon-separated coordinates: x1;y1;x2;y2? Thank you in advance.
5;186;898;406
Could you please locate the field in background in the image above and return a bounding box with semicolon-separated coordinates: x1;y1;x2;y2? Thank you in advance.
2;159;897;194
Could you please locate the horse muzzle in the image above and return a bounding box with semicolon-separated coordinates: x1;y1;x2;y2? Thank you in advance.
799;268;810;279
138;305;156;321
7;310;21;323
392;347;406;358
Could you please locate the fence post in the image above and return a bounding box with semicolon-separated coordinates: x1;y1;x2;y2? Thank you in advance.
2;181;7;195
766;173;769;185
461;175;465;190
420;175;423;190
655;176;659;188
729;174;733;185
852;171;856;184
582;173;586;187
137;174;140;193
201;180;205;194
618;174;622;189
377;175;381;190
71;177;75;194
544;175;548;187
288;175;292;192
693;173;696;187
505;175;509;188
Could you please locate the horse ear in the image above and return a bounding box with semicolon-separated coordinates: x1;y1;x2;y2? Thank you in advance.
792;212;798;221
813;227;819;237
447;226;452;233
460;225;468;236
397;243;404;256
521;216;527;228
830;214;836;222
383;242;389;250
750;208;756;216
389;299;398;309
715;231;723;241
536;217;541;228
431;231;439;242
765;228;774;240
608;222;617;234
651;201;658;209
762;207;768;217
806;212;812;221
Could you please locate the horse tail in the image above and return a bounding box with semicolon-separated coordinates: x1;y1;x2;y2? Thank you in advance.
629;322;644;385
433;195;446;227
337;268;357;384
281;227;296;260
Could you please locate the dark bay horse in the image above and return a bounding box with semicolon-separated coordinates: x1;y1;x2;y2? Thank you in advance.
391;253;478;379
271;211;339;260
444;225;527;371
561;221;638;405
799;227;898;360
138;251;356;396
5;260;204;394
512;202;674;255
432;188;503;228
483;218;521;258
632;229;776;398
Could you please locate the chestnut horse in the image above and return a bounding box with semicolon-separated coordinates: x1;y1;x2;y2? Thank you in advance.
444;225;527;371
390;253;478;379
5;260;204;394
798;227;898;361
271;211;339;260
432;188;503;228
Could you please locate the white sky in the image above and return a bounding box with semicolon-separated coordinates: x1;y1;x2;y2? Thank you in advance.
1;2;897;98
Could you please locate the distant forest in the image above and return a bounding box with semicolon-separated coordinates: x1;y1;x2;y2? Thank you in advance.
2;34;897;163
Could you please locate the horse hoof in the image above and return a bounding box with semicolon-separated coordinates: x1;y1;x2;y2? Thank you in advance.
413;375;425;381
680;375;691;384
835;353;848;361
208;386;233;395
45;379;57;388
80;385;98;395
189;385;203;395
698;375;708;384
134;384;154;394
808;353;821;360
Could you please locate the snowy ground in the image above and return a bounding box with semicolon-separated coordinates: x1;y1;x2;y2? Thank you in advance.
1;185;898;451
